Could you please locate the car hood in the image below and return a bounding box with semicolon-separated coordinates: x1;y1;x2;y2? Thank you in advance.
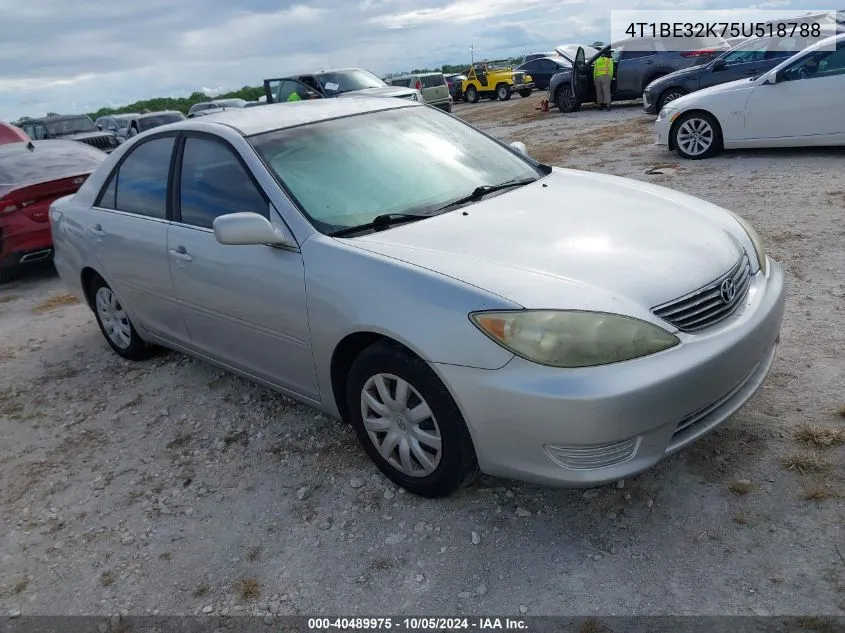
648;64;707;89
59;131;115;140
345;169;745;315
338;86;417;98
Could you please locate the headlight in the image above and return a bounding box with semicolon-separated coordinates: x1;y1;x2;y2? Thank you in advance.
658;106;672;119
469;310;680;368
729;212;768;275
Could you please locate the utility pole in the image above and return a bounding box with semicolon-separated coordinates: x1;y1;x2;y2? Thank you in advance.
470;44;474;65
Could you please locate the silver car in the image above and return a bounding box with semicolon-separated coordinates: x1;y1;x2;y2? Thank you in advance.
49;98;785;498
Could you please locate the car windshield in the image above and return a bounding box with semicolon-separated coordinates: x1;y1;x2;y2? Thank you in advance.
44;117;96;136
114;118;131;129
249;106;542;235
138;113;185;131
315;69;387;95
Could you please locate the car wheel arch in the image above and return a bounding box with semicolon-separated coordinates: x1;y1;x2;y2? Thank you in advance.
331;331;438;424
668;108;724;152
80;266;102;310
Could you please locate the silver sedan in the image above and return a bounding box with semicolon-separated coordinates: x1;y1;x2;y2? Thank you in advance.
49;98;785;497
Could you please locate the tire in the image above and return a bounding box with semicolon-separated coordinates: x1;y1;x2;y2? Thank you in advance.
465;85;479;104
87;274;155;360
555;85;580;113
496;84;512;101
518;89;533;98
346;341;478;498
671;111;722;160
0;266;18;284
657;87;687;112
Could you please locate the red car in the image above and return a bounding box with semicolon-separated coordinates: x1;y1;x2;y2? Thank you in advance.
1;139;106;283
0;121;30;145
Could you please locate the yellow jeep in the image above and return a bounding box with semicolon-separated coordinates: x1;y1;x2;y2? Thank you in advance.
462;61;534;103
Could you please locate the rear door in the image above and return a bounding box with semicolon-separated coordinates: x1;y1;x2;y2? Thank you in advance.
167;133;318;397
421;73;449;103
88;133;189;343
614;41;658;98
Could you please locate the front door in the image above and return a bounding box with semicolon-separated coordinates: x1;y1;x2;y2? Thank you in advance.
89;134;189;344
744;41;845;140
167;133;319;398
572;47;590;101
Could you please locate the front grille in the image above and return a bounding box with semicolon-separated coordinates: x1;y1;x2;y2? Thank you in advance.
652;253;751;332
80;135;112;150
513;72;524;84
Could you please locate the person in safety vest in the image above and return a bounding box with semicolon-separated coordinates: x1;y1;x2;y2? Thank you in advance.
593;50;614;111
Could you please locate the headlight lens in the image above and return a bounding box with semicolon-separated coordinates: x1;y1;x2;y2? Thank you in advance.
658;107;672;119
730;212;767;275
470;310;680;368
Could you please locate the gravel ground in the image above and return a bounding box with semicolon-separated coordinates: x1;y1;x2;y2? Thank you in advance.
1;96;844;618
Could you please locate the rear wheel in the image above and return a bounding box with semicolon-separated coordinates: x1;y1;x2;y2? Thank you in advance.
657;87;687;111
556;85;580;113
518;89;533;98
465;85;479;103
346;341;478;498
496;84;512;101
88;274;155;360
672;112;722;160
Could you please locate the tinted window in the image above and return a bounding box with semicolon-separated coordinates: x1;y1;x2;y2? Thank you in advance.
389;78;413;87
138;113;185;132
178;137;267;229
538;59;559;71
619;49;655;60
107;136;175;218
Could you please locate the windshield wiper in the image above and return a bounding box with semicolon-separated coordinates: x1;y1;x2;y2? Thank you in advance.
328;213;429;237
431;177;538;213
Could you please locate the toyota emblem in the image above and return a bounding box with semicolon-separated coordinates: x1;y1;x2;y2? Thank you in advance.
720;278;736;304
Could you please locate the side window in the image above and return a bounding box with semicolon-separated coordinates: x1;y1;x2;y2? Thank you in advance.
102;136;175;218
538;59;558;72
270;79;321;102
723;49;767;64
781;43;845;81
178;137;267;230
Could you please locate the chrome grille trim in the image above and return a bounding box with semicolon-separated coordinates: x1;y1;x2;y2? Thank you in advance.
545;437;640;470
652;253;751;332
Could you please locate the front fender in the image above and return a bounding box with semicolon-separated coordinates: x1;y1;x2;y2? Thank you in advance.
548;70;572;98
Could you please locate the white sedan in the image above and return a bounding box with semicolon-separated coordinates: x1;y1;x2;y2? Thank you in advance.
655;33;845;159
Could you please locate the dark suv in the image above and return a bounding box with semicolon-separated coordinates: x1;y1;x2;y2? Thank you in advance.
18;115;119;153
548;37;729;112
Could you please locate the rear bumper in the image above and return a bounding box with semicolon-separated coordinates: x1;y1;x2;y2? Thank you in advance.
0;216;53;271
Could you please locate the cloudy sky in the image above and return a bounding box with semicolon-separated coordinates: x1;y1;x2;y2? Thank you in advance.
0;0;825;120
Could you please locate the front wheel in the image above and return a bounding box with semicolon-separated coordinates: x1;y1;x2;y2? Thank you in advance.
556;85;580;113
496;84;512;101
346;341;478;498
465;85;479;103
672;112;722;160
89;274;155;360
657;88;687;111
518;89;532;98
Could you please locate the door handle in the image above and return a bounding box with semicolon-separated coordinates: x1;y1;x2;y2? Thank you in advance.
89;223;105;237
169;245;193;262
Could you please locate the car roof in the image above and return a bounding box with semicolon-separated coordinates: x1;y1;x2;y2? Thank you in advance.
173;98;419;137
25;114;91;123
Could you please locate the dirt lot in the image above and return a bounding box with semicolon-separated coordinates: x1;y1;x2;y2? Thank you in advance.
1;96;844;618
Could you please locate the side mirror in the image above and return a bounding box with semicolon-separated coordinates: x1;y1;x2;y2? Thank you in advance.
96;124;103;130
213;212;293;247
712;59;726;71
510;141;527;156
762;70;779;85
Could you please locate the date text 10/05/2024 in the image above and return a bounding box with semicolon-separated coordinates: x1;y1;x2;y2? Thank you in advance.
307;617;528;631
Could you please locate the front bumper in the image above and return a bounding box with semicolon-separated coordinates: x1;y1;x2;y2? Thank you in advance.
513;82;534;92
654;113;672;147
434;260;785;487
643;90;659;114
